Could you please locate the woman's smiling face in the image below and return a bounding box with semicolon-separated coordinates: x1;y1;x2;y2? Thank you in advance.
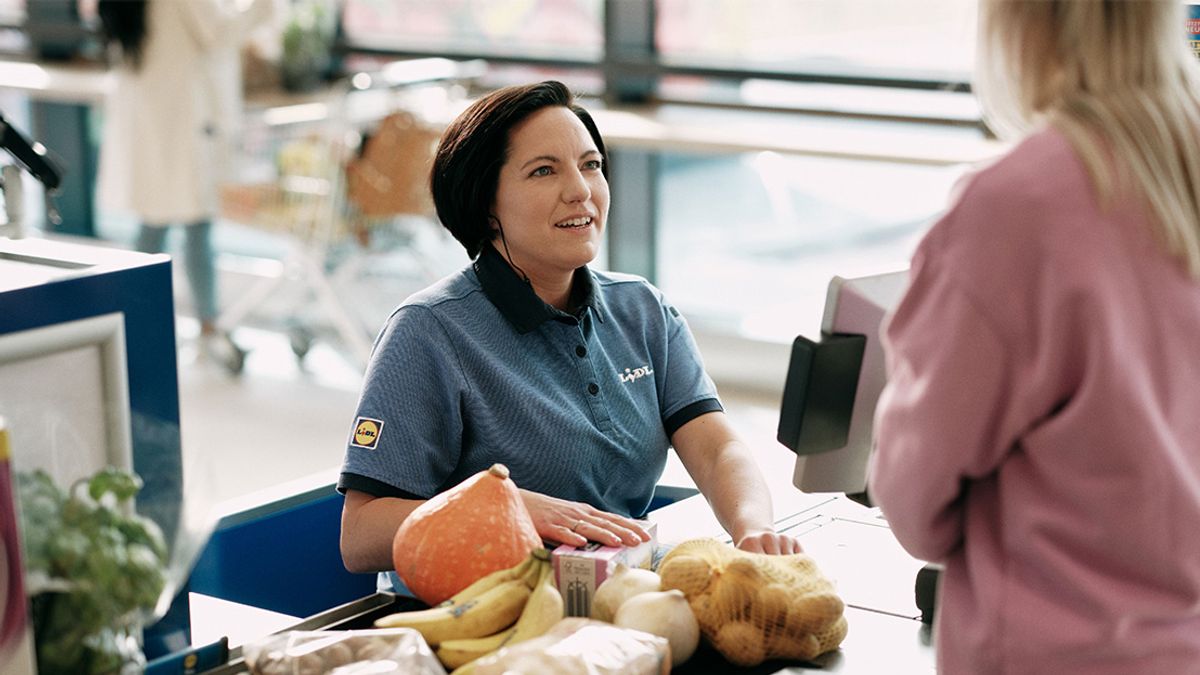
490;106;609;283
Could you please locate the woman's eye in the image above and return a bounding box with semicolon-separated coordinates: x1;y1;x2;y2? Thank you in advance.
530;166;552;177
583;159;603;171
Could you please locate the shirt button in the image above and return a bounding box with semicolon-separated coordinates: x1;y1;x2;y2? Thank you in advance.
587;382;599;395
575;345;587;357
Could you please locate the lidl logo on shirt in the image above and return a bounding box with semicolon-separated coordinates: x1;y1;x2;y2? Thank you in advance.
351;417;384;449
619;365;654;383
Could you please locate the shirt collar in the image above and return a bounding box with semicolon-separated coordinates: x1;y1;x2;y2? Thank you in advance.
473;242;606;334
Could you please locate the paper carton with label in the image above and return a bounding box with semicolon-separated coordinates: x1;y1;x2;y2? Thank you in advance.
552;522;657;618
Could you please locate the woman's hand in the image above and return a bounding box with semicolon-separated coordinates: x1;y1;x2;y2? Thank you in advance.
520;489;651;548
736;529;803;555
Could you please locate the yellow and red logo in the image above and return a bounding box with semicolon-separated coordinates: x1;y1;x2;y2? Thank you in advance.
351;417;384;449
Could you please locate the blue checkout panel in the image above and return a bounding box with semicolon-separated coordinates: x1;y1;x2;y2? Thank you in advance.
188;483;377;620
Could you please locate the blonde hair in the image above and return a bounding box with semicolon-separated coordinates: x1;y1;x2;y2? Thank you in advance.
975;0;1200;277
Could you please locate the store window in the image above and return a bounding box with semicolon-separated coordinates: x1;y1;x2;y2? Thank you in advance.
655;146;968;343
340;0;604;62
653;1;979;122
648;1;981;342
656;0;976;81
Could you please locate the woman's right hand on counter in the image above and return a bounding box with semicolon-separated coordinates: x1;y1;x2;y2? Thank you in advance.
520;489;651;549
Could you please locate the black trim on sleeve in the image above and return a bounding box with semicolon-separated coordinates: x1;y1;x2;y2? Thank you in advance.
337;472;428;500
664;398;724;438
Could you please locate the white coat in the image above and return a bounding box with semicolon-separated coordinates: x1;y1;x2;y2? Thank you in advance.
98;0;272;225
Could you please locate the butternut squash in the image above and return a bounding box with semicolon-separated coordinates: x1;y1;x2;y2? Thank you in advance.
392;464;542;605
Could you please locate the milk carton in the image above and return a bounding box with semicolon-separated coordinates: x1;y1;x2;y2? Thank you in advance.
551;522;658;618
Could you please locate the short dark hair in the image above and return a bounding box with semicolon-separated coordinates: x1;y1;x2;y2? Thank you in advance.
430;80;608;258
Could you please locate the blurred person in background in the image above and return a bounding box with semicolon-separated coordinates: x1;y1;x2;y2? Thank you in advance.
97;0;274;373
869;1;1200;672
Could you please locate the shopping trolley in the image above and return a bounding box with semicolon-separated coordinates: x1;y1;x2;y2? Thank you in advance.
215;74;451;368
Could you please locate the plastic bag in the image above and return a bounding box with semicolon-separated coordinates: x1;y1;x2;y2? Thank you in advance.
243;628;446;675
469;617;670;675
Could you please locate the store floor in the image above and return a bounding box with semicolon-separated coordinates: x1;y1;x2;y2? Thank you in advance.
174;317;801;515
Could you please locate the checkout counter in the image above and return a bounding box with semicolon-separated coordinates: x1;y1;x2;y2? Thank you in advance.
176;487;935;674
650;492;934;674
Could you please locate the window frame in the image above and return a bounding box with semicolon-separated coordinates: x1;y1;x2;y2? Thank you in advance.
335;0;979;127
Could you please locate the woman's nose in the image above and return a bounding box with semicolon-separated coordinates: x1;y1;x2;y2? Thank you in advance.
562;168;591;203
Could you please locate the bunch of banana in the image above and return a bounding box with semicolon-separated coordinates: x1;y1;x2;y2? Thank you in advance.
373;549;564;671
440;548;565;672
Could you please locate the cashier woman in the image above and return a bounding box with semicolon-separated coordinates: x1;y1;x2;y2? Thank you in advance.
338;81;800;589
870;0;1200;672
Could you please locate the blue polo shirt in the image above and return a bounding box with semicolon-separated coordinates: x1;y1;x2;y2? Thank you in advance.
338;243;722;520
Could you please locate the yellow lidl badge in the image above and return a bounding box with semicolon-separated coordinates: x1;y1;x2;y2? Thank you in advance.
351;417;384;450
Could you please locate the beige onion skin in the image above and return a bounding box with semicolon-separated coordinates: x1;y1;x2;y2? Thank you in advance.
614;589;701;667
590;563;662;622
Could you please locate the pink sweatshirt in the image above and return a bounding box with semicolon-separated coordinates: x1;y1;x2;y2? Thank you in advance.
869;127;1200;674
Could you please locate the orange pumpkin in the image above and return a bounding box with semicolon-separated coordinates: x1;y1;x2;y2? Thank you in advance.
392;463;542;605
